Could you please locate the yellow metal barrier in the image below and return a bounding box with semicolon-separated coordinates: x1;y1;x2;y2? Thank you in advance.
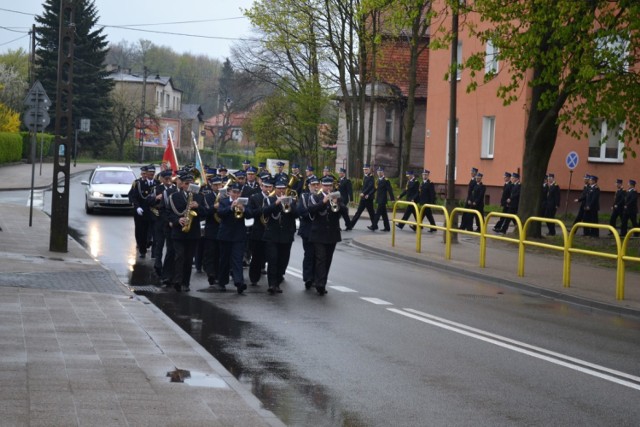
568;223;622;299
521;217;569;286
620;227;640;300
448;207;488;267
391;201;421;252
419;204;450;256
480;212;524;277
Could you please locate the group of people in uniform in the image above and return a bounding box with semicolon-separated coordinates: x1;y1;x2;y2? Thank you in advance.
128;160;348;296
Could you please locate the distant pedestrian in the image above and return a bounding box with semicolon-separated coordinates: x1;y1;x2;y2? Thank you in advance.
337;168;353;230
459;167;478;229
348;164;376;230
493;172;512;232
396;170;420;231
418;169;437;233
369;166;395;231
583;175;600;237
620;179;638;237
542;173;560;236
572;174;590;235
496;172;521;234
609;179;625;235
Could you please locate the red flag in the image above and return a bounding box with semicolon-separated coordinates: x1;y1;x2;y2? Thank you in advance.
163;131;179;176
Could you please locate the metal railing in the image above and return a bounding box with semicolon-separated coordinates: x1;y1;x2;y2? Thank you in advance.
390;202;640;300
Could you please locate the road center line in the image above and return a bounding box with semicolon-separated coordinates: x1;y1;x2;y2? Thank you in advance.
360;297;392;305
388;308;640;391
329;286;358;293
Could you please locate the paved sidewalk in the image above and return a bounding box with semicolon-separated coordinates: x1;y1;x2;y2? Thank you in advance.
0;203;284;427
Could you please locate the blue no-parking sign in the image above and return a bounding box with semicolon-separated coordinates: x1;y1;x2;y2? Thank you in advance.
566;151;579;170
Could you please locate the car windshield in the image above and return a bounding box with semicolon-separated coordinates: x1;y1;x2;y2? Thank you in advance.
92;170;135;185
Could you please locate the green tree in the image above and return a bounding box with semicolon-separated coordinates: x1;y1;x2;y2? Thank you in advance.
35;0;114;156
437;0;640;235
0;101;20;132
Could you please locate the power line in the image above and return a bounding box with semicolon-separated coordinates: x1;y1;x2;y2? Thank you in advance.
99;24;256;42
0;7;35;17
0;34;29;47
107;17;246;27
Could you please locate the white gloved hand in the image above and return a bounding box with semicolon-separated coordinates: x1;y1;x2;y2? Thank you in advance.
136;207;144;216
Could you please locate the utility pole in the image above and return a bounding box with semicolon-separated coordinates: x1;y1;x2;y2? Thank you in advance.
49;0;75;252
139;66;148;163
29;24;35;85
445;1;461;243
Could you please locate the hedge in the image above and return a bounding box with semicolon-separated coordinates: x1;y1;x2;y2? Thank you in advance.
0;132;24;164
20;131;56;160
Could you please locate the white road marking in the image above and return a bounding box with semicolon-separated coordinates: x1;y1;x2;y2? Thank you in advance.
361;297;392;305
286;268;303;279
388;308;640;391
26;190;44;208
329;286;358;293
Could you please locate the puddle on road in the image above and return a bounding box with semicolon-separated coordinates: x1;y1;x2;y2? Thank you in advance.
141;291;368;427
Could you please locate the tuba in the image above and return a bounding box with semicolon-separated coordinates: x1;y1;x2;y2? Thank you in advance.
281;196;292;213
181;183;201;232
286;174;299;201
234;197;248;219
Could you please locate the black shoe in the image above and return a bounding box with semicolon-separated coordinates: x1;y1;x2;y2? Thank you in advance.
367;225;377;231
316;286;327;295
236;283;247;294
396;224;403;230
382;228;390;232
275;286;283;293
250;282;258;287
427;228;436;233
267;286;275;294
409;225;416;231
213;285;227;292
304;281;313;290
344;226;353;231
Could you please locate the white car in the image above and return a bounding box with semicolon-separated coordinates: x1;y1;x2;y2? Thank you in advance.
82;166;137;214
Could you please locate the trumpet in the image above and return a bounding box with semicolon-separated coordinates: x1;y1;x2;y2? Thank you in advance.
280;196;293;213
328;191;341;213
234;197;248;219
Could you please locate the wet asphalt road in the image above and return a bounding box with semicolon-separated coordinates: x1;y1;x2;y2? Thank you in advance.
6;170;640;426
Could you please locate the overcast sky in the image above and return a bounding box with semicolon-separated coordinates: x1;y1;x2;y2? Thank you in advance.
0;1;256;60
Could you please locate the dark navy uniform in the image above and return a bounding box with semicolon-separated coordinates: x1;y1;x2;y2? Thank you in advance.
609;180;625;233
262;188;298;293
201;185;221;286
349;166;376;230
397;172;420;229
246;185;271;286
584;176;600;237
167;181;204;291
542;177;561;236
308;179;346;295
572;175;591;234
337;169;353;229
460;167;478;230
498;174;521;234
419;170;437;232
621;181;638;237
493;173;513;231
128;167;158;258
217;189;252;293
149;172;176;280
370;170;395;231
297;185;317;289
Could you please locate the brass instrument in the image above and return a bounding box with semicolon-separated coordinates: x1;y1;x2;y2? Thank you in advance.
221;172;237;190
181;183;201;233
234;197;248;219
213;188;227;223
286;174;299;200
281;196;293;213
328;191;341;213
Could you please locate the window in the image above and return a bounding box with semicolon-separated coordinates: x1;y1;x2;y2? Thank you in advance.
588;120;624;162
481;116;495;158
445;119;459;179
595;34;629;73
384;106;394;144
485;40;499;75
165;94;170;111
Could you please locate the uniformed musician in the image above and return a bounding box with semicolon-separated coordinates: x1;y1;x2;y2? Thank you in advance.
149;169;175;280
217;183;251;294
128;165;158;258
201;176;222;289
262;178;298;294
307;176;346;295
297;176;320;290
167;173;203;292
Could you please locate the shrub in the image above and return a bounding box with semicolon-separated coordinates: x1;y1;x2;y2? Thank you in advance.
0;132;23;163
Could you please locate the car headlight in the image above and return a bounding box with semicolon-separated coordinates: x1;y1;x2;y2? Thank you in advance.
91;191;104;197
